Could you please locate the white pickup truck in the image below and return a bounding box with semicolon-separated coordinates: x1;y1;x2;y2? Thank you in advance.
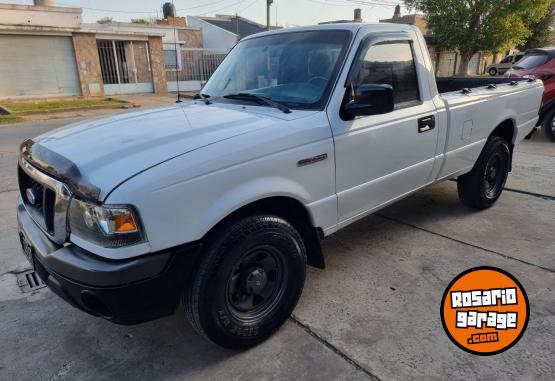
17;24;542;348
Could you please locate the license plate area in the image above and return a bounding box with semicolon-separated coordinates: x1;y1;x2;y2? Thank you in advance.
19;232;35;270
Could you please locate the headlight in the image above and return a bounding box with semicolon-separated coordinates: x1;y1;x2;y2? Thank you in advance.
68;198;145;248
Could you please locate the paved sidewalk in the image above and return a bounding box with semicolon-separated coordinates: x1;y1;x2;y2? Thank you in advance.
12;92;194;123
116;92;195;106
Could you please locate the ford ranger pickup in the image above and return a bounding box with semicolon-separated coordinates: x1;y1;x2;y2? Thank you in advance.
16;24;543;348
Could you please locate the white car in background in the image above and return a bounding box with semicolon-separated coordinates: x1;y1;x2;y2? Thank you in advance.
487;52;525;76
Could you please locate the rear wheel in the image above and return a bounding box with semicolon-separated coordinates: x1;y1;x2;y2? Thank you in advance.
541;107;555;142
488;68;497;76
457;136;510;209
185;215;306;349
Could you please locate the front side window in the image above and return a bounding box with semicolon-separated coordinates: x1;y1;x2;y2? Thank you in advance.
349;40;420;108
500;55;513;64
201;30;352;110
515;54;525;62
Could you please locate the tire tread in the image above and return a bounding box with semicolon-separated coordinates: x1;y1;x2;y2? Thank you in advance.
457;136;510;209
184;215;306;348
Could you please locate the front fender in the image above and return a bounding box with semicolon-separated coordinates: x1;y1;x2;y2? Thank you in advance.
198;177;312;236
106;139;336;254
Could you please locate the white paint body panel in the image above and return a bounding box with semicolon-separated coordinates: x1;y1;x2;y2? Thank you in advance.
28;24;543;259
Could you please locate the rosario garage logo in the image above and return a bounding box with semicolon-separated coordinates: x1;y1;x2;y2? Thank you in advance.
440;267;529;355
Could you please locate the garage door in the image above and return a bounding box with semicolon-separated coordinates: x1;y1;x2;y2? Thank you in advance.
438;52;457;77
0;35;81;99
467;53;481;75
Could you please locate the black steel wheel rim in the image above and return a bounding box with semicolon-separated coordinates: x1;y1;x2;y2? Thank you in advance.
225;245;286;322
483;152;506;199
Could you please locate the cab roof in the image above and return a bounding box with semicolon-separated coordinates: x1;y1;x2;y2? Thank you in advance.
241;23;416;41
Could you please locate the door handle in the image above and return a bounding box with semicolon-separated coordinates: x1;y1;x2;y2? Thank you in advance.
418;115;435;133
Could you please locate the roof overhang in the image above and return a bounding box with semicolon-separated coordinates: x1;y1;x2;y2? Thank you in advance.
0;24;165;39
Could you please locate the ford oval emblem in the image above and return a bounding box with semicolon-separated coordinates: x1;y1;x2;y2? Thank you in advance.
26;188;38;205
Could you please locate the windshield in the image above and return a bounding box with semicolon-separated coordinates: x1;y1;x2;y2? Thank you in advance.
201;30;352;110
513;54;549;70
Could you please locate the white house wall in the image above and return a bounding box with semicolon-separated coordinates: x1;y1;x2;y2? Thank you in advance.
0;4;82;28
187;16;238;50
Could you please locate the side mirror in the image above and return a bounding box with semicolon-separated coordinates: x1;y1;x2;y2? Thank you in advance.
341;84;394;120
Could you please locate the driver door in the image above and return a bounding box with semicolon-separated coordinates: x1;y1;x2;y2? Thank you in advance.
329;34;439;227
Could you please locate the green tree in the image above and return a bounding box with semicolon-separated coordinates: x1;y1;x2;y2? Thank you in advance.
96;17;113;24
521;3;555;49
130;18;153;25
404;0;553;75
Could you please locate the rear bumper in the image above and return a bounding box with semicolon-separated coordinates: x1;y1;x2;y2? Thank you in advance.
17;197;202;325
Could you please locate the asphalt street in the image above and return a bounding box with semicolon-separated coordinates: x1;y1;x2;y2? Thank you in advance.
0;116;553;380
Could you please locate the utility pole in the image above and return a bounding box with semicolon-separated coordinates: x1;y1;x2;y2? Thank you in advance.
267;0;273;31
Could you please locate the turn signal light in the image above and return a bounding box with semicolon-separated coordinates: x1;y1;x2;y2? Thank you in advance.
113;213;138;233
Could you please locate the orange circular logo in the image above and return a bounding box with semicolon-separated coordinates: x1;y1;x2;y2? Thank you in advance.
440;267;529;355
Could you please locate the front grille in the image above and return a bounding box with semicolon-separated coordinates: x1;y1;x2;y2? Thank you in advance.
18;165;56;234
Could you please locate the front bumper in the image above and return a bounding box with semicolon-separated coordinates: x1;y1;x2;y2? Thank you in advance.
17;198;202;325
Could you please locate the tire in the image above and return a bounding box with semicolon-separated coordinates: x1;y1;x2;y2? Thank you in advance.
457;136;510;209
185;215;306;349
541;107;555;142
489;68;497;76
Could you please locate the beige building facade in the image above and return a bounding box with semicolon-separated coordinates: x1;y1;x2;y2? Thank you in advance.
0;3;211;100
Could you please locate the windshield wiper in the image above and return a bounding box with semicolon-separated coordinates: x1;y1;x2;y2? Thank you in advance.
223;93;291;113
193;93;212;104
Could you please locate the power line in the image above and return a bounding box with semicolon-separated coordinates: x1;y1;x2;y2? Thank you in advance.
311;0;399;6
55;0;247;15
56;2;156;14
238;0;260;13
197;0;251;16
306;0;396;9
177;1;228;11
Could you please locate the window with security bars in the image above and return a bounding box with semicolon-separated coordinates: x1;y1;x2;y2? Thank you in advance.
164;49;180;70
97;40;130;84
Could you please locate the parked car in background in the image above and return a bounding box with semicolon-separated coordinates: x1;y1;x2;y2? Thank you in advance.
487;52;525;76
507;48;555;142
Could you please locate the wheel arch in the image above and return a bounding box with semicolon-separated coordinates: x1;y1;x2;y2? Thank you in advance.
537;99;555;126
202;196;325;269
489;119;516;171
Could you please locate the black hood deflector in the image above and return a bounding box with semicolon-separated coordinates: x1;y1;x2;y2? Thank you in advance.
20;139;101;202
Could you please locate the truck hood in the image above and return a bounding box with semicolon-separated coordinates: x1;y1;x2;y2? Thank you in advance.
23;103;305;201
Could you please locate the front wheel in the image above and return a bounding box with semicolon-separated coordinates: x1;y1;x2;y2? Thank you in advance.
488;68;497;76
457;136;510;209
541;107;555;142
185;215;306;349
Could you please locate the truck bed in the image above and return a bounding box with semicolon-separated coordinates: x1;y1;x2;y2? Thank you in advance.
435;77;543;180
436;76;528;94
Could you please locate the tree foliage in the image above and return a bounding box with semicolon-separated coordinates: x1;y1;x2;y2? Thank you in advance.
130;18;153;25
404;0;553;74
521;2;555;49
96;17;114;24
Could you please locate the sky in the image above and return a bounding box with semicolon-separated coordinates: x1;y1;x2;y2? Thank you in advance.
6;0;408;27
